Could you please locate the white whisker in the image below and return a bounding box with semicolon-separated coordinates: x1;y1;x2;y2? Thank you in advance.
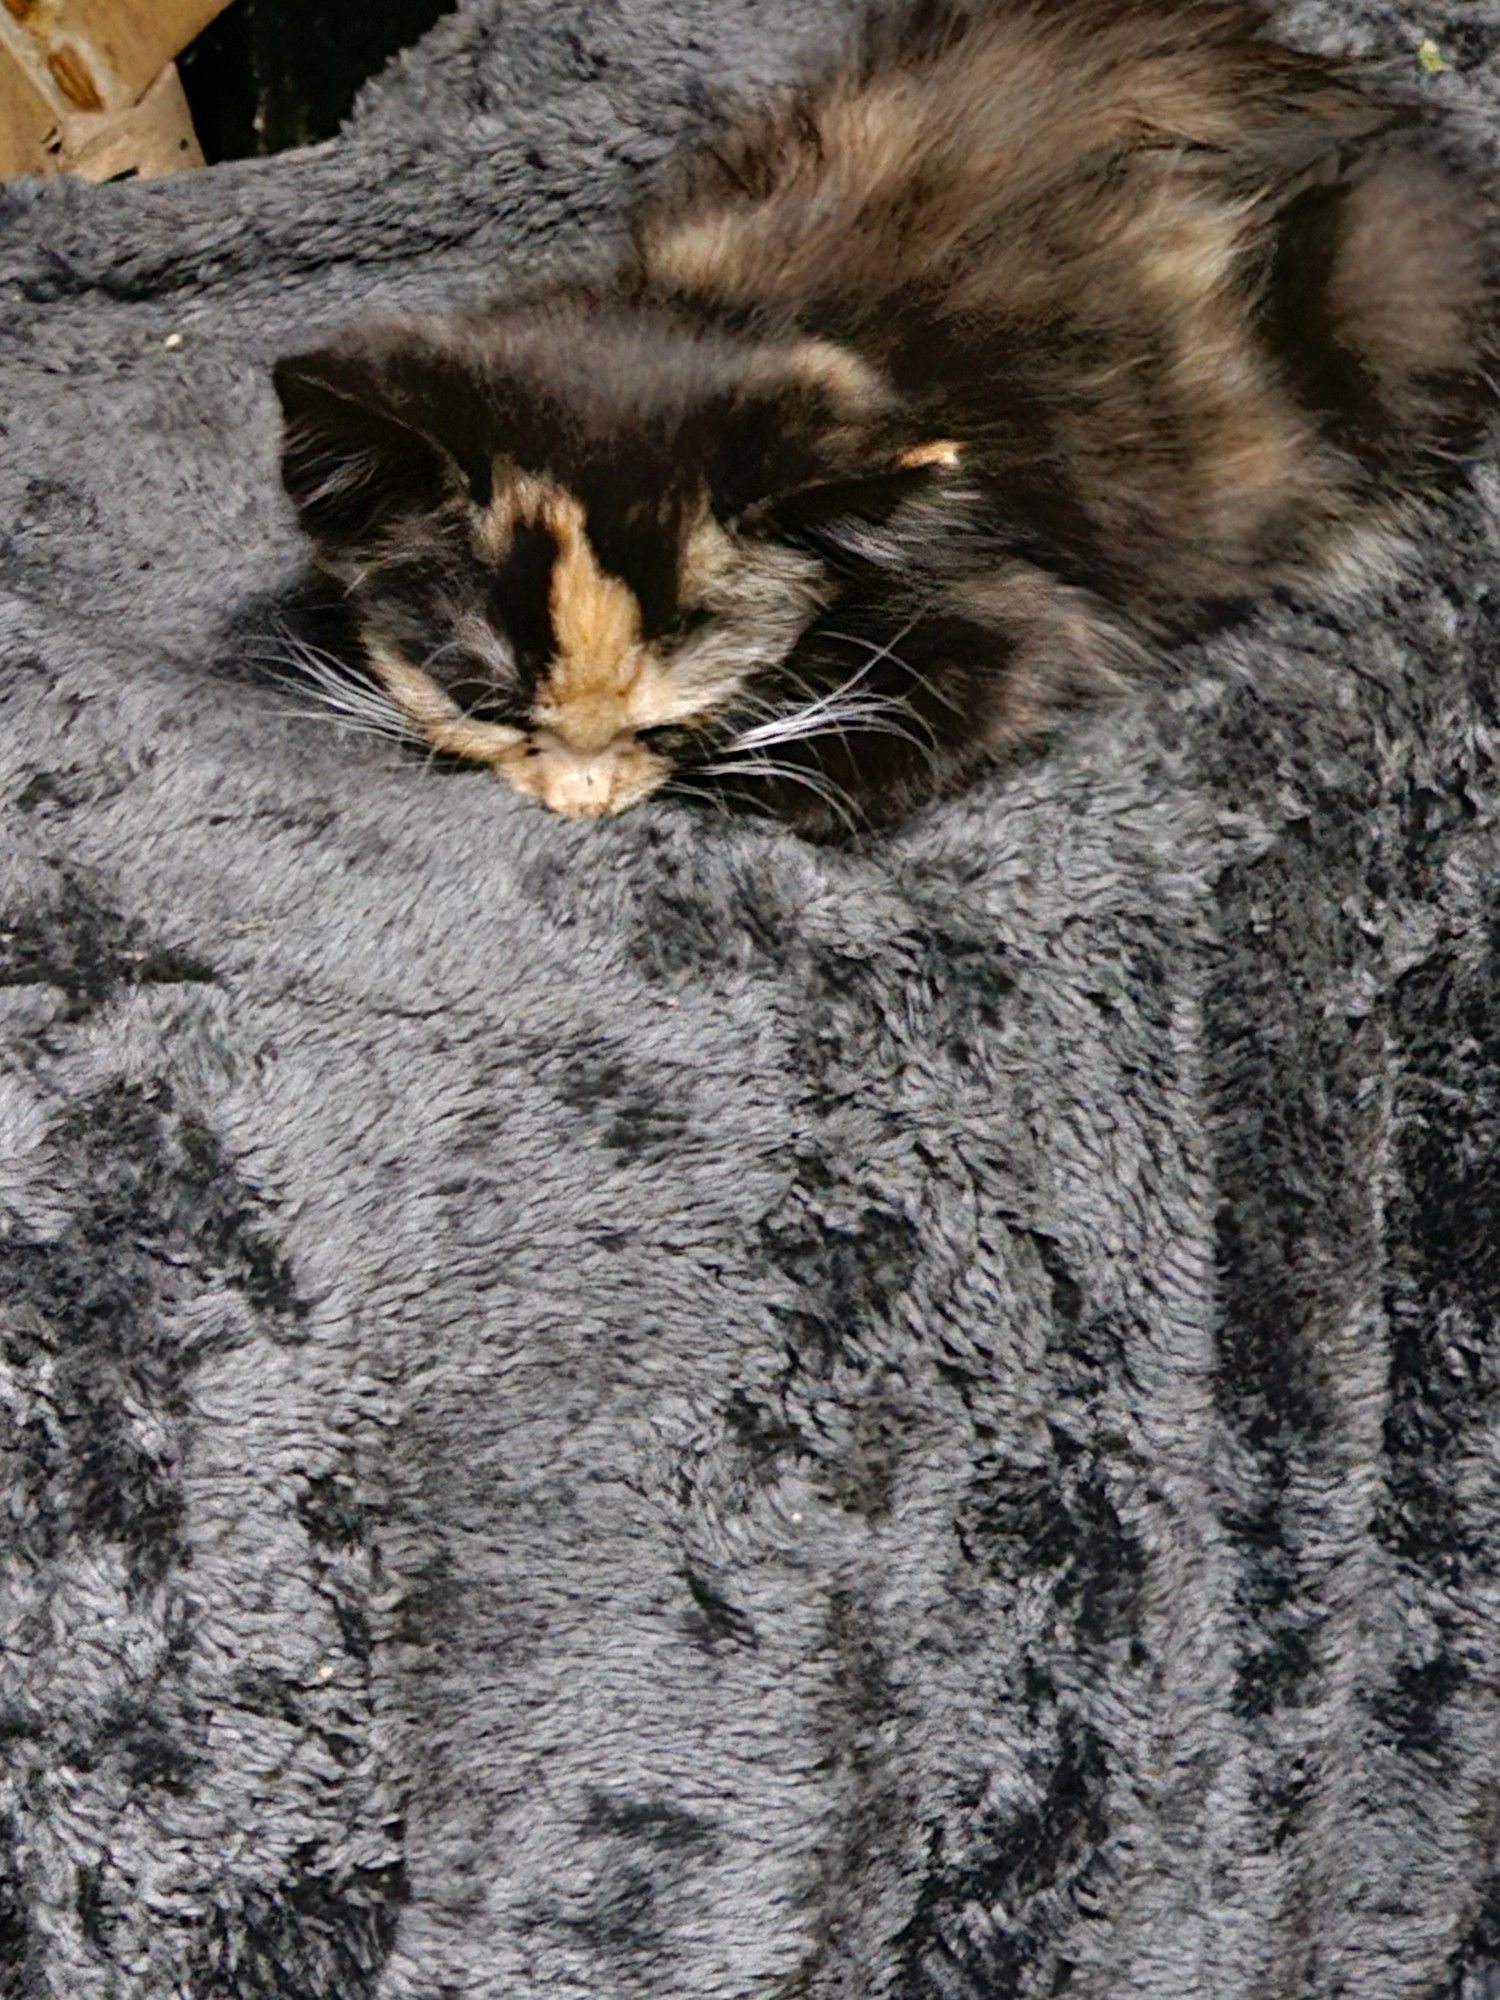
418;636;475;676
665;775;740;814
720;654;886;749
249;642;421;746
261;693;412;747
820;612;967;718
728;698;881;748
278;711;409;748
702;757;862;836
258;660;393;714
257;666;411;734
727;698;935;759
722;611;933;752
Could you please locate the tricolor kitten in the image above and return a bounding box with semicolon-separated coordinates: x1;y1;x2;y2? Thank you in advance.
271;0;1492;834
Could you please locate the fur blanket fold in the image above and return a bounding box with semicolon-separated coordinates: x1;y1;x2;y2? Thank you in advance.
1;2;1498;1995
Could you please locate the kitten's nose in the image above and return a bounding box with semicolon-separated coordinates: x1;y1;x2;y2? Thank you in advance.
521;730;660;819
531;737;616;816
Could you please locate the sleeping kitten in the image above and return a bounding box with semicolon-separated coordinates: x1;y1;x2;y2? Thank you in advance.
271;0;1492;834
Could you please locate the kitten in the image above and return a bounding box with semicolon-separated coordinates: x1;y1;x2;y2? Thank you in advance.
271;0;1493;835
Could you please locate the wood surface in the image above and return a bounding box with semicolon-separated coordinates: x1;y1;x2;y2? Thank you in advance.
0;0;230;178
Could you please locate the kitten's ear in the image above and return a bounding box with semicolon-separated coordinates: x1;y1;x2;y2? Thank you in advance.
712;339;924;518
273;349;479;547
744;443;967;567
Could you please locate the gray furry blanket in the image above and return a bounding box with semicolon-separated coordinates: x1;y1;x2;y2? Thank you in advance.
2;2;1499;1995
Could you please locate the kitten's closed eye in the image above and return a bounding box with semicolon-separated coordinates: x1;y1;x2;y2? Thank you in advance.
661;605;717;643
636;723;703;756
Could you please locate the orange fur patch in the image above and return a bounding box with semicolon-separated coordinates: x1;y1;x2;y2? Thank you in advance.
480;469;660;753
363;635;526;763
897;439;963;470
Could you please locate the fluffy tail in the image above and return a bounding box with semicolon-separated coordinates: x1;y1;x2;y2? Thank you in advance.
1261;145;1495;473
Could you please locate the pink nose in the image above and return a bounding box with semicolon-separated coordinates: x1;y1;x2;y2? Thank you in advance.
526;734;631;818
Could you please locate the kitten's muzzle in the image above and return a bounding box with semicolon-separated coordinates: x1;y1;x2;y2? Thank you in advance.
512;729;667;818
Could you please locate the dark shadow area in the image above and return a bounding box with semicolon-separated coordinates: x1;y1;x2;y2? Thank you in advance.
179;0;458;161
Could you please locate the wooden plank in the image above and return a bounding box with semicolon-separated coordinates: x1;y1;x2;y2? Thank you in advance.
1;0;232;113
56;59;203;180
0;38;56;177
0;0;229;179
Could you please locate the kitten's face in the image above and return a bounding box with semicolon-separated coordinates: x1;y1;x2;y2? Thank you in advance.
351;461;832;821
273;297;968;823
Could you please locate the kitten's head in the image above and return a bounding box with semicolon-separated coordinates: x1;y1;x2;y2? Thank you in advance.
273;289;974;824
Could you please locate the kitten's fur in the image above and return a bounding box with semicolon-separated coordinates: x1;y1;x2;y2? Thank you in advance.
272;0;1493;834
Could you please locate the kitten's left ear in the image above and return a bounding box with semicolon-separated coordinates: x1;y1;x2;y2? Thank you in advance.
747;442;968;566
274;347;485;548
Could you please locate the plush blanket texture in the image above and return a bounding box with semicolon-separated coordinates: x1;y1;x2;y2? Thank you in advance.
2;2;1498;1995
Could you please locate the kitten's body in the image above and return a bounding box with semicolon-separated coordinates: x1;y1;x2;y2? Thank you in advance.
271;0;1492;833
